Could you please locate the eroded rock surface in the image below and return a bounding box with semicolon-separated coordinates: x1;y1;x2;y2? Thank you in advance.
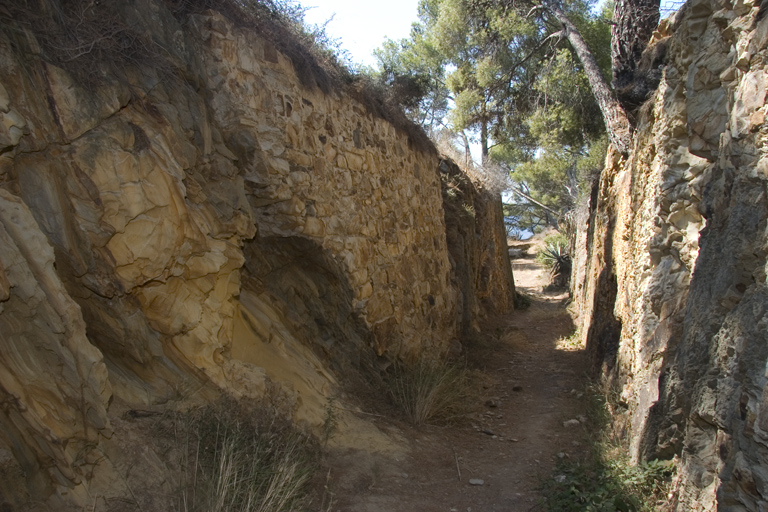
0;1;513;507
574;0;768;508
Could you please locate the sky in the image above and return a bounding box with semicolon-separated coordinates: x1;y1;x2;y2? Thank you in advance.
301;0;683;68
302;0;420;67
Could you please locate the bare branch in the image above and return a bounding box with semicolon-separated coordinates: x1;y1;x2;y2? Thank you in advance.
508;186;560;217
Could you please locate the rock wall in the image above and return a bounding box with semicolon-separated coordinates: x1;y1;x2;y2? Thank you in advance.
440;159;515;335
574;0;768;508
0;1;513;507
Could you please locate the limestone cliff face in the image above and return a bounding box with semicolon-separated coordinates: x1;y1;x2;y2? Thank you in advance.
574;0;768;508
0;1;513;507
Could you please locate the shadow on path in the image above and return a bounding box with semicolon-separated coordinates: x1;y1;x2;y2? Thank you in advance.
325;294;590;512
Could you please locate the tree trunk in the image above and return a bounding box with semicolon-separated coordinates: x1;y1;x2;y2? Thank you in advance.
612;0;661;113
480;100;489;165
461;131;472;168
547;3;632;155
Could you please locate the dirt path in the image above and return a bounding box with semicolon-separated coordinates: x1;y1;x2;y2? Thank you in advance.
324;255;589;511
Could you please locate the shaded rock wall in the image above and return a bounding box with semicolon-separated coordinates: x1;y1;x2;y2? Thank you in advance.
0;0;513;506
440;159;515;335
574;0;768;508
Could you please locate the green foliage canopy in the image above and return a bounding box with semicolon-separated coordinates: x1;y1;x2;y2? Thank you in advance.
374;0;614;234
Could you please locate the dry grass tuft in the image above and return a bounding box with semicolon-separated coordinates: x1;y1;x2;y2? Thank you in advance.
386;357;472;425
161;398;319;512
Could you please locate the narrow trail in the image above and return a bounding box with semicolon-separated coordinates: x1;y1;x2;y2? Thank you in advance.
324;252;591;512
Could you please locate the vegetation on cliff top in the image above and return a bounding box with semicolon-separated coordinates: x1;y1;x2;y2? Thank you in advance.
3;0;662;236
373;0;614;235
0;0;437;154
373;0;662;236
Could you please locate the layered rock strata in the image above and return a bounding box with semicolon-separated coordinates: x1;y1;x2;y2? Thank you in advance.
0;1;513;507
574;0;768;508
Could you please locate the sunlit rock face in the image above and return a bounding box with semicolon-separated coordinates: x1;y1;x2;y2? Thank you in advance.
0;1;513;507
574;0;768;508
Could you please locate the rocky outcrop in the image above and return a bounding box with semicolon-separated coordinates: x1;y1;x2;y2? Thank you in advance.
0;1;513;507
0;190;112;499
574;0;768;508
441;159;515;335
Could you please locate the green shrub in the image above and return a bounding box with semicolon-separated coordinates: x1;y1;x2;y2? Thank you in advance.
543;457;674;511
540;386;675;511
536;233;569;267
536;233;572;288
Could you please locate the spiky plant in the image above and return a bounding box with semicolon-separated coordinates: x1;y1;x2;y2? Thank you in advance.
538;238;572;288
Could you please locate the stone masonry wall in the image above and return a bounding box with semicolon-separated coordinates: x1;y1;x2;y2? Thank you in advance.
0;1;513;507
193;13;458;358
574;0;768;508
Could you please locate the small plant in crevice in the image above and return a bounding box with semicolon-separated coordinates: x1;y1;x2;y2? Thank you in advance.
385;357;472;425
540;385;676;511
163;398;319;512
